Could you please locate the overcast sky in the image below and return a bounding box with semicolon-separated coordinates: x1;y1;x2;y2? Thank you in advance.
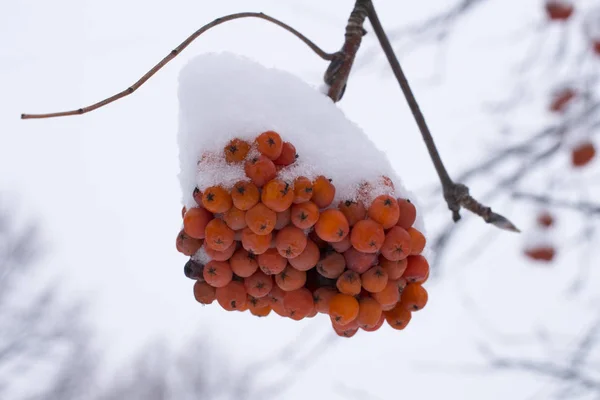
1;1;599;399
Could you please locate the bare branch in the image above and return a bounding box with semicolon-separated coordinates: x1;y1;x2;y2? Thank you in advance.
324;0;369;102
21;12;334;120
366;1;519;232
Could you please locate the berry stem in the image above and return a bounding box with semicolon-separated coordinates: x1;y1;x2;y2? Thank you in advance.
21;12;335;120
365;1;519;233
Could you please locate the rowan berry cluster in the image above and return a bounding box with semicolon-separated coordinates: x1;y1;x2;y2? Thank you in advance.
176;130;429;337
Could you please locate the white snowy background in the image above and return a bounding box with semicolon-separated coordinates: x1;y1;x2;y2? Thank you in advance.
1;0;599;399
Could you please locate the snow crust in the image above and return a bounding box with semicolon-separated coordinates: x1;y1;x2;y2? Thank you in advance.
177;52;424;233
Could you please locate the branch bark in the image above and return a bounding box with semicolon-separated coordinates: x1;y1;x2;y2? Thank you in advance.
365;1;519;232
324;0;370;102
21;12;334;120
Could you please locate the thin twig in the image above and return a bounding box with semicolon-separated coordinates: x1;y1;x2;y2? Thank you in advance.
324;0;369;102
513;192;600;215
21;12;334;120
366;1;519;233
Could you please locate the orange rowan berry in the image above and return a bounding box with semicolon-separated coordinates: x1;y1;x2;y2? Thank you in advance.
332;317;359;337
316;251;346;279
193;280;216;305
379;256;408;280
329;294;359;326
357;296;383;329
241;228;272;255
275;208;291;230
396;198;417;229
204;219;235;251
537;211;554;228
267;285;286;306
403;255;430;283
384;304;412;330
380;226;412;261
275;265;307;291
245;203;276;235
244;155;277;187
275;226;307;258
202;186;233;214
250;305;272;317
223;207;247;230
336;270;362;296
257;248;287;275
244;270;273;298
400;283;428;311
350;219;385;253
545;1;574;21
255;130;283;160
524;246;556;262
291;201;319;229
273;141;297;166
314;209;349;243
550;88;576;113
332;324;358;338
248;295;269;310
181;205;187;219
271;297;289;317
572;142;596;167
372;279;400;308
367;195;400;229
229;248;259;278
343;247;377;274
313;287;338;314
293;176;313;204
224;138;251;163
396;278;408;296
183;207;214;239
176;230;203;256
312;176;335;208
288;239;320;271
330;235;352;253
204;241;236;262
422;269;430;284
203;260;233;288
407;227;426;255
261;179;294;212
338;200;366;226
361;266;389;293
361;313;385;332
231;181;260;211
216;281;248;311
284;288;314;319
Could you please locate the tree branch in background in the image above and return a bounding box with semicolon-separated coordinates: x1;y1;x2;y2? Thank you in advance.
366;1;519;232
20;12;334;120
513;192;600;215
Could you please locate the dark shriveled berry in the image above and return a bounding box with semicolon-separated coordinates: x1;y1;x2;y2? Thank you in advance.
184;259;205;281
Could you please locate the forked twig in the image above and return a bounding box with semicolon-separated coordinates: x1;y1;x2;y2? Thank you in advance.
21;12;335;120
366;1;519;232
